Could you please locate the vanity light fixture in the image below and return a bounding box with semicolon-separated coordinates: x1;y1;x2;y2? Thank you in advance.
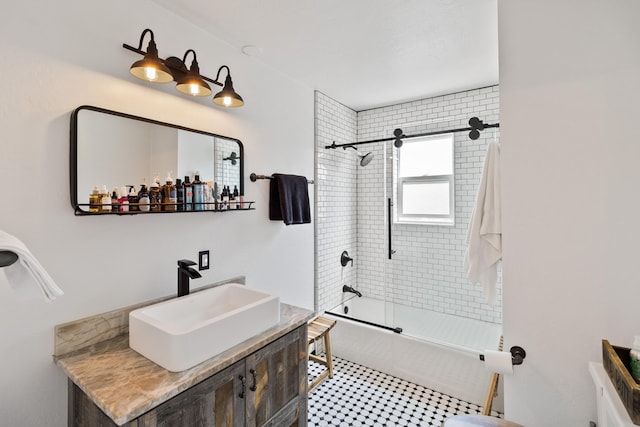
128;29;173;83
123;28;244;108
174;50;211;97
212;66;244;108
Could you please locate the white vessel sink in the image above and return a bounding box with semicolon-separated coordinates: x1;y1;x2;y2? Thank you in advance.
129;283;280;372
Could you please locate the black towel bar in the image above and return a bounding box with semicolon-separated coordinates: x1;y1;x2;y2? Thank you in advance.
250;173;314;184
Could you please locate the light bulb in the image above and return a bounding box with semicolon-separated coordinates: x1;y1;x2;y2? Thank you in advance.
145;67;158;81
189;84;200;96
223;96;232;107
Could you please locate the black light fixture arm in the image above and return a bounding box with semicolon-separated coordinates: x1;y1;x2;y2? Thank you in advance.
325;116;499;150
136;28;155;51
182;49;196;64
123;41;148;57
214;65;231;82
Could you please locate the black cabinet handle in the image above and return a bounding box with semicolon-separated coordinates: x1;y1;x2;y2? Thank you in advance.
238;375;246;398
250;369;257;391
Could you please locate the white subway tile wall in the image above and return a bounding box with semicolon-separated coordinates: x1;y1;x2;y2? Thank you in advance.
314;91;358;313
315;86;501;324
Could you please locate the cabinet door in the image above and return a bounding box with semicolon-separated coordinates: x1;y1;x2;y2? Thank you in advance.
137;360;245;427
244;325;308;427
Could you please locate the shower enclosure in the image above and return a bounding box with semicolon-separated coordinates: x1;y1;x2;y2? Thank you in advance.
316;87;503;355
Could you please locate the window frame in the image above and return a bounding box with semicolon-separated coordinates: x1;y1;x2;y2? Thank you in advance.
396;133;455;226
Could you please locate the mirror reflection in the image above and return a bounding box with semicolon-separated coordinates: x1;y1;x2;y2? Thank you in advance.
71;106;243;214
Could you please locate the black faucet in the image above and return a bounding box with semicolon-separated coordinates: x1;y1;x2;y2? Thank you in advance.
342;285;362;298
177;259;202;297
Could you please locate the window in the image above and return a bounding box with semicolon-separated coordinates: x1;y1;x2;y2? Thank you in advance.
396;133;454;225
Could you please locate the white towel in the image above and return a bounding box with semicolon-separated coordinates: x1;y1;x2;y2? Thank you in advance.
0;230;64;302
464;141;502;305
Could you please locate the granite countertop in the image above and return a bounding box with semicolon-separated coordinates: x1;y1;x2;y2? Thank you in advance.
54;280;313;426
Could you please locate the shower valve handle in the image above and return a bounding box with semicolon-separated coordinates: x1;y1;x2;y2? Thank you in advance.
341;251;354;267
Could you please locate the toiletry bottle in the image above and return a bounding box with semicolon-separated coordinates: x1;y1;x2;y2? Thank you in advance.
100;185;111;213
233;185;239;209
213;182;219;211
183;176;193;211
89;185;100;212
128;186;139;212
162;172;177;211
219;185;225;210
204;181;213;210
111;187;120;213
223;185;230;210
631;336;640;382
229;185;236;209
118;186;129;212
149;180;161;212
169;173;177;210
175;178;184;211
193;174;204;211
138;184;150;212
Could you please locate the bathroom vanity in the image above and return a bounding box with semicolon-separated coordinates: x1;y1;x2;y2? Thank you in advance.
54;279;313;426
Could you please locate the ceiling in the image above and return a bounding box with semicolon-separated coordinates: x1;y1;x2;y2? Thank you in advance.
151;0;498;111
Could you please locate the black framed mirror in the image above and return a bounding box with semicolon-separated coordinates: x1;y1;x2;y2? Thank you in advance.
70;105;244;215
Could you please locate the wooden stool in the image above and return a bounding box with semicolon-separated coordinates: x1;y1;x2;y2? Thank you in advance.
443;415;524;427
307;316;336;392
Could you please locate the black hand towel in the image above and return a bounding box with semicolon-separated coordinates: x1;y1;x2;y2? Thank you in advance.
269;174;311;225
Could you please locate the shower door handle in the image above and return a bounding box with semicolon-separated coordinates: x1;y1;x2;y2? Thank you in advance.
388;198;394;259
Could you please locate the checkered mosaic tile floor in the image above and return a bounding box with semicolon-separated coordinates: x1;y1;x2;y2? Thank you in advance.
308;356;502;427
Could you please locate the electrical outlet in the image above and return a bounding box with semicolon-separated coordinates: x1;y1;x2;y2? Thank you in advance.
198;250;210;270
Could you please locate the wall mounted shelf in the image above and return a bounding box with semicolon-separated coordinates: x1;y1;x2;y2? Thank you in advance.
74;202;255;216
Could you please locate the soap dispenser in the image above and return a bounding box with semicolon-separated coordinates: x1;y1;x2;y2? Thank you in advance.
138;183;150;212
149;178;161;212
162;172;177;212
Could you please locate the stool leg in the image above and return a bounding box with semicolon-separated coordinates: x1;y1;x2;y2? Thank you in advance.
324;333;334;379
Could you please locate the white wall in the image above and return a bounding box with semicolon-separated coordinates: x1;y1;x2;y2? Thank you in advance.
0;1;314;426
499;1;640;425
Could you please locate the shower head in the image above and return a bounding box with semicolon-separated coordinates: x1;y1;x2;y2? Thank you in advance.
345;146;374;167
223;152;238;165
359;152;374;167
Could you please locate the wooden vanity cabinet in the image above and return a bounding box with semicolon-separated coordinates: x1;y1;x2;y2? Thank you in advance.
68;325;308;427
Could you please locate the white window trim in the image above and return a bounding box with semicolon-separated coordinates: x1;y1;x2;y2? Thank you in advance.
395;133;455;226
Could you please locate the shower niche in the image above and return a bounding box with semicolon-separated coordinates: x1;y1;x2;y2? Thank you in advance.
70;105;252;215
